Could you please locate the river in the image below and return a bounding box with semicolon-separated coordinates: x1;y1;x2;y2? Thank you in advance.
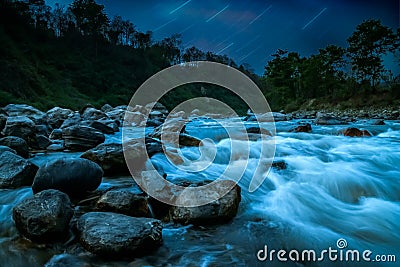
1;118;399;266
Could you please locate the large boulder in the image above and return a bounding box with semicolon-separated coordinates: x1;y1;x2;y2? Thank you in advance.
315;113;346;125
0;151;38;189
169;180;241;225
32;158;103;197
46;107;74;129
0;136;29;158
3;104;45;120
81;139;162;176
76;212;162;259
343;127;372;137
96;189;149;217
12;189;73;243
62;126;105;151
2;116;36;141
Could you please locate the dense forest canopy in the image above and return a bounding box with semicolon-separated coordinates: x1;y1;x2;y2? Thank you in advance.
0;0;399;113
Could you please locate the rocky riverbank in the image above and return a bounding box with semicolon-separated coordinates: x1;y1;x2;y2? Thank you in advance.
0;103;243;265
0;102;399;265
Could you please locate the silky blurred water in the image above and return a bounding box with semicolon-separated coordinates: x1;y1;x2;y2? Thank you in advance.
1;119;399;266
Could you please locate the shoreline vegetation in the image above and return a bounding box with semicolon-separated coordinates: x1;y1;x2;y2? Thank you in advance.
0;0;399;114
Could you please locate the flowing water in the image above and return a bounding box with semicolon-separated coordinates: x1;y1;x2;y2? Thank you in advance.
0;119;400;266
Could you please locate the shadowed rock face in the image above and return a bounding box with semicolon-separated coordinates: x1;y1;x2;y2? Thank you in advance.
76;212;162;259
32;158;103;198
165;180;241;225
3;104;45;120
2;116;36;141
343;127;372;137
12;189;73;243
0;136;29;158
95;189;149;217
0;151;38;189
149;180;241;225
62;126;105;151
81;138;162;176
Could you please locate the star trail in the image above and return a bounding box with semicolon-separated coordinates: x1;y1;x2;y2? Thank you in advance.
46;0;399;74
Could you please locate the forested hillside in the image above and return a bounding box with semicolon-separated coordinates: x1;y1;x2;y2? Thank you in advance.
0;0;399;113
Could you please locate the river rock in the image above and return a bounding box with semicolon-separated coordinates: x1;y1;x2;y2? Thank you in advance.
2;116;35;141
0;151;38;188
246;126;272;135
35;124;51;136
3;104;45;120
62;126;105;151
60;112;82;129
81;143;129;175
46;107;74;129
146;119;163;127
271;160;287;170
32;158;103;197
81;139;161;175
0;136;29;158
372;119;385;125
0;145;16;154
105;108;125;122
246;112;286;122
149;118;201;147
145;102;168;115
76;212;162;259
46;140;65;151
87;120;117;134
290;123;312;133
101;104;113;113
96;189;149;217
12;189;73;243
343;127;372;137
34;135;52;150
170;180;241;225
315;113;346;125
125;111;146;127
82;108;108;121
49;129;63;140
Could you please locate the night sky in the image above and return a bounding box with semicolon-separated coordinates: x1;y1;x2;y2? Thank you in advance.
47;0;399;74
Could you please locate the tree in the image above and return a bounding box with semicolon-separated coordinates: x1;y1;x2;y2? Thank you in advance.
133;31;152;49
28;0;51;30
182;46;205;62
69;0;109;37
158;33;182;64
108;15;124;45
347;19;396;90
